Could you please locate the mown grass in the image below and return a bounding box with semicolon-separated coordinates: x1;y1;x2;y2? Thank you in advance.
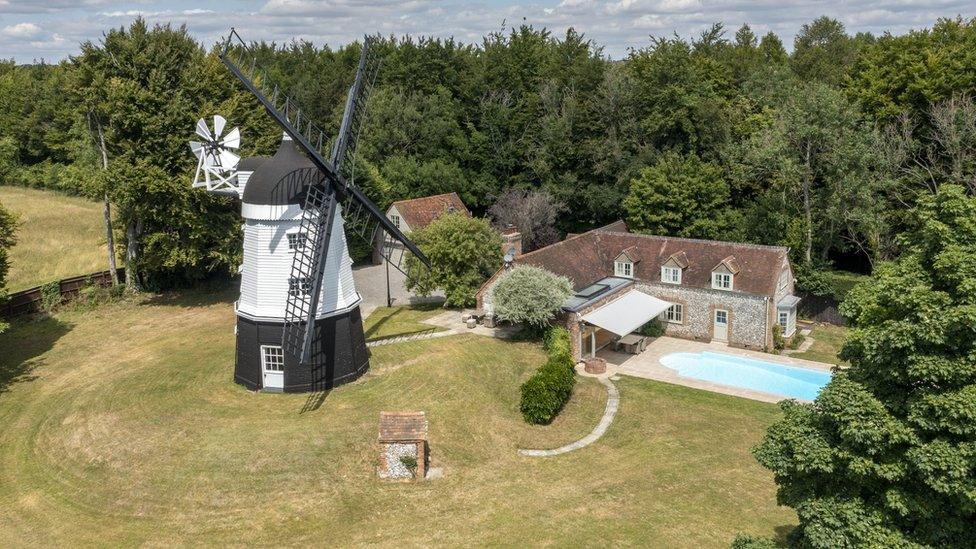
362;303;445;341
0;283;794;546
0;186;108;292
794;323;850;366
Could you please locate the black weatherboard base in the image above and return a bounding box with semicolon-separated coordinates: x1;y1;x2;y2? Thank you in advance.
235;306;369;393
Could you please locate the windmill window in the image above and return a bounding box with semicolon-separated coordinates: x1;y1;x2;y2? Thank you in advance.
287;232;308;251
288;277;312;297
261;345;284;372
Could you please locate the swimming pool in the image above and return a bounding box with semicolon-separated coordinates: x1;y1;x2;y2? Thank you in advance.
659;351;832;400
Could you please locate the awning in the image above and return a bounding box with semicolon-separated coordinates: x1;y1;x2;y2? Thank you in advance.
777;295;801;309
581;289;673;337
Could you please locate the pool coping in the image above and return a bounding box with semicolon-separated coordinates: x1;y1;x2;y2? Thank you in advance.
596;336;837;404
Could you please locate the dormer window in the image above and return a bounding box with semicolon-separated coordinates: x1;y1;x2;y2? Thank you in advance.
712;272;732;290
661;266;681;284
615;260;633;278
614;247;640;279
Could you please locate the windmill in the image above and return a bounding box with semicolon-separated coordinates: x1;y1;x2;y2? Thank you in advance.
188;30;429;393
189;115;242;196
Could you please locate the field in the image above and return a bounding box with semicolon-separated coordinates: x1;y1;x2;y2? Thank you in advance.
0;186;108;292
0;284;795;546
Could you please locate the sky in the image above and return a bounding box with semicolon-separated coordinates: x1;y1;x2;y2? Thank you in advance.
0;0;972;63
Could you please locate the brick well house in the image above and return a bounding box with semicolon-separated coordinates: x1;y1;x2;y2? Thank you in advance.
476;221;799;360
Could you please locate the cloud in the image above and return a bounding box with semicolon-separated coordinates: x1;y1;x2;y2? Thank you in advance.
0;0;970;62
2;21;42;38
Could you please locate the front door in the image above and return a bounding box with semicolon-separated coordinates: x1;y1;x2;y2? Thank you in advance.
260;345;285;390
713;309;729;342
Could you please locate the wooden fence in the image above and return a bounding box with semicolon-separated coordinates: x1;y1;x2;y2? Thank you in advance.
1;268;125;319
797;292;847;325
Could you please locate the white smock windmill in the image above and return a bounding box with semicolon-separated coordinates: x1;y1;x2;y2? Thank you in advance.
189;115;242;196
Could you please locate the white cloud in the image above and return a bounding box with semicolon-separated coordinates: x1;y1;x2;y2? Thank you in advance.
0;0;970;62
2;22;42;39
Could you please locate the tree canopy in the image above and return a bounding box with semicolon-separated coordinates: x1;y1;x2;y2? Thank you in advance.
753;185;976;547
490;265;572;328
404;213;503;307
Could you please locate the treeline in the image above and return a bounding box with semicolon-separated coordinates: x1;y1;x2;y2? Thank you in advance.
0;16;974;289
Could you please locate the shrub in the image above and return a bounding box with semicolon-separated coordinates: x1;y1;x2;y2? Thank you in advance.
637;319;664;337
788;331;805;350
772;323;785;351
491;265;572;329
40;281;62;312
520;327;576;424
399;454;418;473
730;534;779;549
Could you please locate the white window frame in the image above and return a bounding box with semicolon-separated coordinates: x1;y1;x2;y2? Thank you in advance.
778;311;789;328
615;260;633;278
286;231;308;252
665;304;683;324
288;276;312;297
661;266;681;284
260;345;284;372
712;272;732;290
389;213;401;229
778;270;789;291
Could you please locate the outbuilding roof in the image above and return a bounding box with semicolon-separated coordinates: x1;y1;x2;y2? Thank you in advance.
378;411;428;442
506;221;790;297
389;192;470;231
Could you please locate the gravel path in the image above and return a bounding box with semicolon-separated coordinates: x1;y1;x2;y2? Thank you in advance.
518;376;620;457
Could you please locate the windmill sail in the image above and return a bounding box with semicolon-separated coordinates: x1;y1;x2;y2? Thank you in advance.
219;29;430;366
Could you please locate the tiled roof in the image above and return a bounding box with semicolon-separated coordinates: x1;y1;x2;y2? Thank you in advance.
379;411;428;442
390;192;470;231
512;221;789;296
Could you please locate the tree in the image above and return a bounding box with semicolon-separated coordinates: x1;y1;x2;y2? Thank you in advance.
404;213;503;307
0;201;16;333
623;151;734;239
753;185;976;547
488;187;562;252
490;265;572;328
791;16;856;86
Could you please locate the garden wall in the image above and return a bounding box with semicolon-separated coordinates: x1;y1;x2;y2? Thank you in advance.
1;268;124;318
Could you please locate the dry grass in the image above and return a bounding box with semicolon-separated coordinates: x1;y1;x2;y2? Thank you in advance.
362;303;445;341
0;186;109;292
0;283;795;546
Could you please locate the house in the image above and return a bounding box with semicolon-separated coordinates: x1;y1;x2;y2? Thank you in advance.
476;221;799;360
385;192;470;234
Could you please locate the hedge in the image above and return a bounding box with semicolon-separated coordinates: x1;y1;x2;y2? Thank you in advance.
520;327;576;424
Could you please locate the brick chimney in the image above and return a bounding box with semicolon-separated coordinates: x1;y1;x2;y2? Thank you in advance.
501;225;522;259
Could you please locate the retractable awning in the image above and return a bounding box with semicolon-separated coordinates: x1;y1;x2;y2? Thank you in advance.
581;289;673;337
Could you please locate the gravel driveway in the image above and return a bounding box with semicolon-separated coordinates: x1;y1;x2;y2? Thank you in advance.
352;260;444;318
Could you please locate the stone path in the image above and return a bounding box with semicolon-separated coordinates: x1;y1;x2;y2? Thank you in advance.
366;328;461;347
518;375;620;457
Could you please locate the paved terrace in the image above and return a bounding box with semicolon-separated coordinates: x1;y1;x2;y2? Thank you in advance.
597;336;836;403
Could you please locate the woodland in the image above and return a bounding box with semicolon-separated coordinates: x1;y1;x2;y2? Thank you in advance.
0;16;974;294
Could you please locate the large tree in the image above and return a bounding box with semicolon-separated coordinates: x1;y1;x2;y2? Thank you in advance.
0;201;16;334
490;265;572;328
753;184;976;547
404;213;503;307
623;151;735;240
488;187;562;252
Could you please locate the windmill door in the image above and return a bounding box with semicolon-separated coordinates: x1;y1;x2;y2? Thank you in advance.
260;345;285;390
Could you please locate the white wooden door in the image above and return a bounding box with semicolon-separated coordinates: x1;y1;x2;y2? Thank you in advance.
261;345;284;390
713;310;729;342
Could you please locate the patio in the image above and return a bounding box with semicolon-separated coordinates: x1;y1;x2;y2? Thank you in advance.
596;336;835;403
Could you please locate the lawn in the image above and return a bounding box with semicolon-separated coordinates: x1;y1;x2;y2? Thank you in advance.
794;323;850;366
0;283;795;546
362;303;445;341
0;186;109;292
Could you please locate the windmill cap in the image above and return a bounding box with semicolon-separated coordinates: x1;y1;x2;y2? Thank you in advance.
241;137;321;206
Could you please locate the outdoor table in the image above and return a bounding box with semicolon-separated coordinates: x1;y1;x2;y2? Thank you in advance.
616;334;646;354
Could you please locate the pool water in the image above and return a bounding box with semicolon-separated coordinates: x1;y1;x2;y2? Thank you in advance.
659;351;832;400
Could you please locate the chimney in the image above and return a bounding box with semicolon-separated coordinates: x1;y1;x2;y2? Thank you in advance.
501;224;522;258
